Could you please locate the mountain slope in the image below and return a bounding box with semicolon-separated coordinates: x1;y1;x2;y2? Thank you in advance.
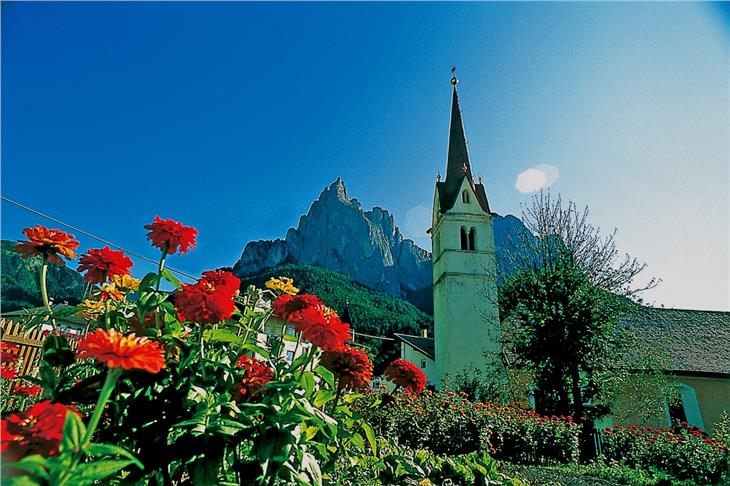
1;240;87;312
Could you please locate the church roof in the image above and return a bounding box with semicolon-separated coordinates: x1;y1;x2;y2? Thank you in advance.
618;307;730;376
394;332;435;360
436;83;491;214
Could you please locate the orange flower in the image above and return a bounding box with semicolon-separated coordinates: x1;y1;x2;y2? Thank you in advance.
14;225;79;266
77;329;166;373
144;216;198;255
320;345;373;390
78;246;133;284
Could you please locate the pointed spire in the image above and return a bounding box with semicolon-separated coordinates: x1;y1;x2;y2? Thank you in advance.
445;77;473;184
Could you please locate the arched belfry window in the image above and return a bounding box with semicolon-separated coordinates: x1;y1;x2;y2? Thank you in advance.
462;190;470;204
460;227;468;250
468;227;476;251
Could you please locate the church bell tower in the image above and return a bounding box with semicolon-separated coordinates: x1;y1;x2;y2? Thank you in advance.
430;74;501;386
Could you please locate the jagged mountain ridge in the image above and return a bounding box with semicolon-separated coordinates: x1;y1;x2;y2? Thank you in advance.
233;179;432;302
233;179;533;312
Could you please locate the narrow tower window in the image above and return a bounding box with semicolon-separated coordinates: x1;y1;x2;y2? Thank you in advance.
468;227;476;251
460;227;468;250
462;190;470;203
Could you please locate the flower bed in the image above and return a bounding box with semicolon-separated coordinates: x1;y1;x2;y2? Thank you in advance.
601;423;729;484
357;390;580;464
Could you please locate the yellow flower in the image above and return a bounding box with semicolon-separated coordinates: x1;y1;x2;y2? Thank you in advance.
77;299;108;319
112;274;140;292
418;480;433;486
265;276;299;295
99;283;126;302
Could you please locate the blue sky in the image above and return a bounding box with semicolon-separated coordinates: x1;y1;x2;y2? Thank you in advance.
2;2;728;310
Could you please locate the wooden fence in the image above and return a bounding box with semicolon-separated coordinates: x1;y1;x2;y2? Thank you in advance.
1;317;83;379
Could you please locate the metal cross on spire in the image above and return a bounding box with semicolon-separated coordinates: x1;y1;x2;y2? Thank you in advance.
451;66;459;86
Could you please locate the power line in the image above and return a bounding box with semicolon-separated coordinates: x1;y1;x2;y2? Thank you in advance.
1;195;197;282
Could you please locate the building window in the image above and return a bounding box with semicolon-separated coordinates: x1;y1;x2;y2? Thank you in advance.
286;326;296;336
462;190;470;203
468;227;476;251
460;227;468;250
286;350;295;362
421;360;427;369
664;383;704;429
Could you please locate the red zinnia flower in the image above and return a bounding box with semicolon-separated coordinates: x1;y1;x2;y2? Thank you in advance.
234;355;274;401
272;294;323;321
144;216;198;255
1;401;80;461
14;225;79;266
1;342;20;364
384;358;427;394
294;306;351;351
12;383;42;397
77;246;133;284
320;345;373;390
174;270;240;324
1;363;18;380
77;328;166;373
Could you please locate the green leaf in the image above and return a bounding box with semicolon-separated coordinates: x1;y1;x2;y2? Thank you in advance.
204;329;242;344
161;269;182;290
138;272;159;291
350;432;366;452
85;443;143;469
3;454;49;479
73;459;135;483
60;411;86;454
315;366;335;389
361;422;377;455
300;371;316;396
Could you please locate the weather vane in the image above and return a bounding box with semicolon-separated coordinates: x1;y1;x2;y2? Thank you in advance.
451;67;459;86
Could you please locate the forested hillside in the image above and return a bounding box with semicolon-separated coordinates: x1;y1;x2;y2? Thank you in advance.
239;263;433;370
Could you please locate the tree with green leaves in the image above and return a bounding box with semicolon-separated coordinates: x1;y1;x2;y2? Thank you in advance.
498;191;670;460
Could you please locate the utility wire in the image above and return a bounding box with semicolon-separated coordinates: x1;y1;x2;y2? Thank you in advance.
1;195;197;281
2;196;402;343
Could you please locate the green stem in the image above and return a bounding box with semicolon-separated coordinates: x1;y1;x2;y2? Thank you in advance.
200;325;205;359
104;300;111;330
81;367;123;448
40;259;57;330
155;244;169;292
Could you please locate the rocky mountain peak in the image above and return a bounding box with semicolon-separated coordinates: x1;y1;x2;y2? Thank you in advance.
233;179;432;300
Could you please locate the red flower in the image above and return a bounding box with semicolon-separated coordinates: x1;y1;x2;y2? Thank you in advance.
144;216;198;255
14;225;79;266
1;342;20;364
1;363;18;380
234;355;273;401
384;358;427;394
200;269;240;296
12;383;42;397
272;294;323;321
174;270;240;324
77;328;166;373
78;246;133;284
294;306;352;351
1;401;79;460
320;345;373;390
